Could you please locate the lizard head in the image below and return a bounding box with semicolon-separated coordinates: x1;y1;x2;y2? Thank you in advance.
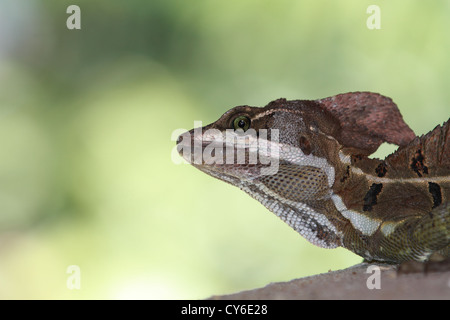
176;92;416;249
176;98;341;192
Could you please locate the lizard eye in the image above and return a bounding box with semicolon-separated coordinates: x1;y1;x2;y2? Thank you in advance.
232;116;251;132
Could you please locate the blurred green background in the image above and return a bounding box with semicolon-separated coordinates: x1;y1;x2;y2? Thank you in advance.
0;0;449;299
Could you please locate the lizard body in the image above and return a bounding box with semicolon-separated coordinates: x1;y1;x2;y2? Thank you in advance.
177;92;450;263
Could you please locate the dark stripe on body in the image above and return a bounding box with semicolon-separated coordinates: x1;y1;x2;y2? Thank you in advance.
363;183;383;212
428;182;442;209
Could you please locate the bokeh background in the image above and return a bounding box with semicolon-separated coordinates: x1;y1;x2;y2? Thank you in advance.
0;0;449;299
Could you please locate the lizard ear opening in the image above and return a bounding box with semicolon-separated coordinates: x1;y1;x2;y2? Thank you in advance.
299;136;312;155
316;92;415;155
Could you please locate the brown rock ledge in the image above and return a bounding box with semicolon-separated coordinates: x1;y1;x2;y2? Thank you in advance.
209;263;450;300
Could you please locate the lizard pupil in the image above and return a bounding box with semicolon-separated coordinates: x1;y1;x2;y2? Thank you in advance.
232;116;251;131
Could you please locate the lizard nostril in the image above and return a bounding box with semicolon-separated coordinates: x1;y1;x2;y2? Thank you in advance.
176;134;182;145
176;132;189;156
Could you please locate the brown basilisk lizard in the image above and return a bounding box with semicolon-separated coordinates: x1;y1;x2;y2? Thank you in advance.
177;92;449;264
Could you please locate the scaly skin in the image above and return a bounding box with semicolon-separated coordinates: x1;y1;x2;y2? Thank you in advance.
177;92;450;263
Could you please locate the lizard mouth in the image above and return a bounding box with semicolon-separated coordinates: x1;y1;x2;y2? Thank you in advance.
176;132;224;164
176;128;282;181
193;165;243;186
177;130;249;165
